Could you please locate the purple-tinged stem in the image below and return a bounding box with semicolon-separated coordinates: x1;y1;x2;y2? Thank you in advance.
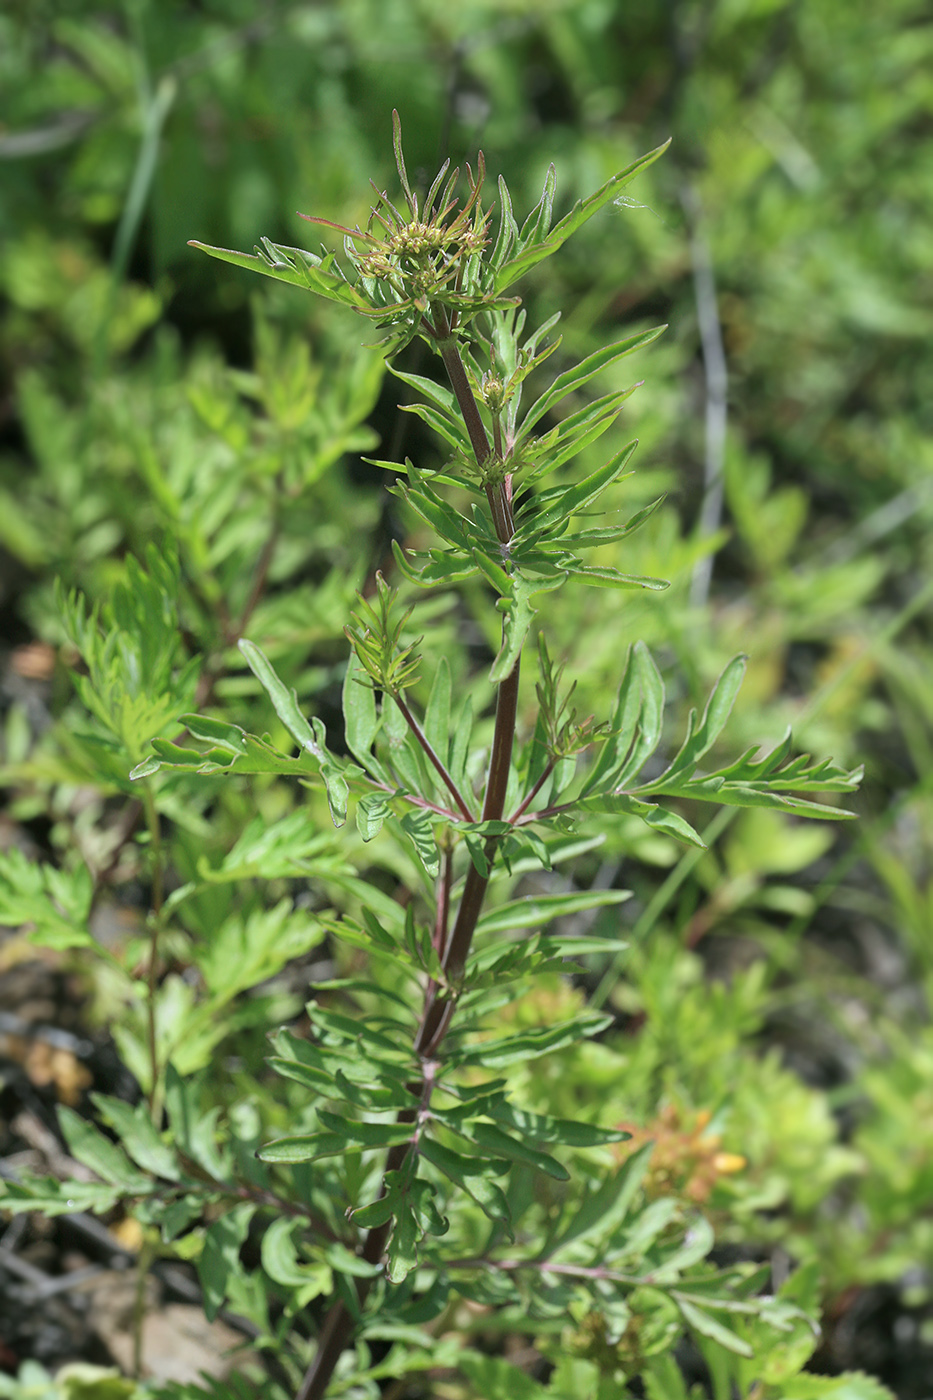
393;692;476;822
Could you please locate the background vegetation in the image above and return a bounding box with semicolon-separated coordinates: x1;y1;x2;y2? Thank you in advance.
1;1;931;1397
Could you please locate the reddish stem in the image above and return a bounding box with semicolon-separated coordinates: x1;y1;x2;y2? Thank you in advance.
297;308;520;1400
393;692;475;822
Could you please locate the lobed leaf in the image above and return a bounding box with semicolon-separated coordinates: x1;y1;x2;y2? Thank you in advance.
188;239;369;310
547;1141;654;1254
495;141;671;292
0;850;95;953
343;650;379;766
0;1174;124;1217
647;656;748;786
475;888;630;935
261;1217;333;1303
91;1094;181;1181
673;1294;754;1357
259;1118;414;1163
58;1106;153;1193
136;718;319;779
487;1101;630;1149
238;639;323;759
448;1011;612;1071
520;328;666;437
419;1137;512;1227
199;1202;255;1322
460;1119;570;1181
525;386;642;485
400;807;441;878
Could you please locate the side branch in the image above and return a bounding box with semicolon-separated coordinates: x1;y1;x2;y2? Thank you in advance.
415;652;521;1055
393;692;476;821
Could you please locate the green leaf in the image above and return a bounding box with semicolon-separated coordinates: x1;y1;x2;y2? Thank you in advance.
458;1353;549;1400
449;694;474;796
0;1174;123;1217
195;900;324;1001
495;140;671;291
528;387;641;484
238;639;324;759
492;581;540;683
57;1108;152;1193
579;644;645;798
490;175;519;271
644;1215;708;1282
400;807;441;878
198;1202;255;1322
266;1054;333;1097
520;329;666;436
649;656;748;785
320;761;350;827
324;1241;383;1282
261;1217;332;1304
423;656;452;766
392;369;472;454
239;643;351;824
643;1355;692;1400
779;1375;897;1400
419;1137;512;1226
572;565;669;591
259;1119;414;1162
0;850;95;953
91;1094;181;1181
470;559;565;685
199;811;339;883
518;162;557;245
449;1012;612;1070
401;399;472;456
343;650;379;765
158;1196;204;1244
394;476;475;553
333;1068;420;1113
575;794;706;849
305;1001;413;1059
463;1119;569;1180
138;717;319;779
357;791;390;841
351;1166;448;1283
386;1205;422;1284
612;642;665;787
164;1065;230;1182
673;1294;754;1357
548;1141;653;1253
188;239;369;309
564;494;666;547
529;440;640;534
485;1101;630;1149
476;889;630;935
661;776;860;821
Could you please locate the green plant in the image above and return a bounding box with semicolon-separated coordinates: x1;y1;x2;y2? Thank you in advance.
1;115;880;1400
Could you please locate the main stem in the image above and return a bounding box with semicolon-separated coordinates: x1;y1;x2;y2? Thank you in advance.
297;324;517;1400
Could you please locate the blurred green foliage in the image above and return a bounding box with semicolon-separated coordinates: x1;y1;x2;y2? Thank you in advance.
1;1;932;1397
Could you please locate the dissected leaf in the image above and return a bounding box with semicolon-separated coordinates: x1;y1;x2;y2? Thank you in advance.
198;1202;255;1322
57;1107;152;1193
495;141;671;291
